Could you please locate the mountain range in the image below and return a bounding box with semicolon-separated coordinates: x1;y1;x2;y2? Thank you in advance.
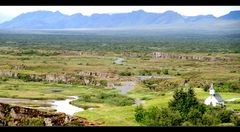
0;10;240;29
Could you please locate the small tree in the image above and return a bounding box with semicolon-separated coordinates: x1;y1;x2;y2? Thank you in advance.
230;114;240;126
99;80;108;87
134;105;145;123
163;69;169;75
217;109;233;123
187;108;203;125
135;106;182;126
168;88;199;120
201;111;221;126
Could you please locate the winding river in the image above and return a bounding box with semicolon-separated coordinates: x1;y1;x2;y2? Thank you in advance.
50;96;84;115
0;96;86;116
0;75;177;115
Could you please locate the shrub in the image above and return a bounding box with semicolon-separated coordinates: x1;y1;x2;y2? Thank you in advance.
182;121;193;126
99;80;108;87
19;117;45;126
139;70;152;76
201;111;221;126
18;74;32;82
81;95;92;102
135;88;236;126
162;69;169;75
79;92;135;106
119;71;134;76
135;105;145;123
229;83;240;92
176;72;181;76
217;109;233;123
203;85;209;92
135;106;182;126
0;77;8;81
187;108;203;125
230;114;240;126
168;88;199;118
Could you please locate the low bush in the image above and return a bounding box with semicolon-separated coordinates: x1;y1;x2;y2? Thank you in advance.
119;71;134;76
135;88;237;126
19;117;45;126
78;92;135;106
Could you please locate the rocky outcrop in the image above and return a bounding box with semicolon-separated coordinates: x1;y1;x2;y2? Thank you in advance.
46;74;68;82
55;50;83;56
122;52;146;58
152;52;228;62
78;71;117;79
0;70;18;78
0;70;106;86
10;64;27;70
0;102;97;126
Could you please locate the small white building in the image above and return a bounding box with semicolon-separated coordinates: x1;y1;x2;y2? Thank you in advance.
204;83;224;107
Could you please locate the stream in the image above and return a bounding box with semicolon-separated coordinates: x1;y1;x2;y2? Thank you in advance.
0;75;176;115
113;81;145;105
0;96;87;116
50;96;84;115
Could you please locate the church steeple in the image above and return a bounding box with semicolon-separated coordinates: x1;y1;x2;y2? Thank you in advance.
210;83;215;95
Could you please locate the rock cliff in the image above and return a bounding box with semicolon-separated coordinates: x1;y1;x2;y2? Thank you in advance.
152;52;228;62
0;102;97;126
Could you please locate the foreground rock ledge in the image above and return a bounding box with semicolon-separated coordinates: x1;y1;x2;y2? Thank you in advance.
0;102;97;126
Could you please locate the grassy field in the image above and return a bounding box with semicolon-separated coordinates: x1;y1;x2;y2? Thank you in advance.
76;87;240;126
0;51;239;126
0;32;239;126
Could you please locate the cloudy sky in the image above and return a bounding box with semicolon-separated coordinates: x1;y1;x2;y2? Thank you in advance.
0;6;240;23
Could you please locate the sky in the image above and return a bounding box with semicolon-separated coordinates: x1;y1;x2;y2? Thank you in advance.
0;6;240;23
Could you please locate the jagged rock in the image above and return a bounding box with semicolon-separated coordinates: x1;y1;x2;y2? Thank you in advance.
55;50;83;56
152;52;226;62
0;112;4;118
0;70;109;87
10;64;27;70
0;103;97;126
44;118;52;126
78;71;117;79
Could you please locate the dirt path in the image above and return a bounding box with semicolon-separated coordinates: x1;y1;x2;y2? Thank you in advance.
113;81;135;95
225;98;240;102
113;81;145;105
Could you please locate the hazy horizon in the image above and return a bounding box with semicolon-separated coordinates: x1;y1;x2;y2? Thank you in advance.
0;6;240;23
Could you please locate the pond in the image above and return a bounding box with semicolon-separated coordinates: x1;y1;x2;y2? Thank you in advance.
114;58;124;65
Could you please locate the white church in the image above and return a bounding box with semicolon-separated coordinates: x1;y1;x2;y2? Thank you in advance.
204;83;224;107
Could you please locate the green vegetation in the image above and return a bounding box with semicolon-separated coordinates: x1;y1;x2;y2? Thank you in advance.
142;78;184;91
19;117;45;126
134;88;238;126
0;31;240;53
74;92;135;106
0;30;239;126
119;71;135;76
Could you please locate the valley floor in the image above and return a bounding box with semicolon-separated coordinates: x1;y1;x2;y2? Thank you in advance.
0;49;239;126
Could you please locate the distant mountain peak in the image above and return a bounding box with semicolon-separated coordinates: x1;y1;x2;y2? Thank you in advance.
131;10;147;15
133;9;145;13
54;11;63;14
229;10;240;14
0;10;239;29
163;10;180;15
219;10;240;20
